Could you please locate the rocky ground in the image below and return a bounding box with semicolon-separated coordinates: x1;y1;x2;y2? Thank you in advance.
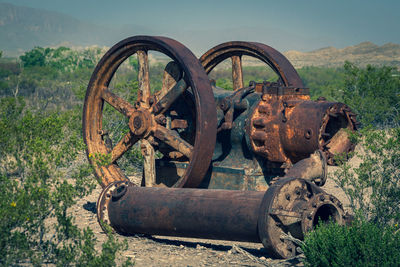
69;147;360;267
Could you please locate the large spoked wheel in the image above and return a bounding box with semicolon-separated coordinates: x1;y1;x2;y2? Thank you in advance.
83;36;217;188
200;41;304;89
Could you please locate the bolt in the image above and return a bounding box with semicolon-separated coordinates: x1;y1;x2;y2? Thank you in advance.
304;129;312;139
295;189;301;195
148;96;155;105
320;195;325;201
285;193;291;200
133;116;142;130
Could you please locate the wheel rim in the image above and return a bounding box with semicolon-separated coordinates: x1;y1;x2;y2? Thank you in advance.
200;41;304;89
83;36;217;188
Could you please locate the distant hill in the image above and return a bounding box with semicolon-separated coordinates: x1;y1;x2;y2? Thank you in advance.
0;3;154;56
1;3;400;69
284;42;400;68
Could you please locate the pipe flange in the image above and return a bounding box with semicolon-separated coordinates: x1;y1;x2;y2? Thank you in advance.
97;180;131;233
301;193;345;233
258;177;317;258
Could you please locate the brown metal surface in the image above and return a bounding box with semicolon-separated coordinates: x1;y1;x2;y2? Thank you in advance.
98;178;346;259
105;182;264;242
283;150;327;186
249;84;357;165
200;41;304;88
257;177;345;258
83;36;217;188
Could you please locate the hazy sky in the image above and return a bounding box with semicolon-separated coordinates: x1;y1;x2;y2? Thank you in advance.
1;0;399;52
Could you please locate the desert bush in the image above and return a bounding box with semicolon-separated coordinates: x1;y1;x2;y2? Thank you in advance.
301;62;400;266
303;125;400;266
302;220;400;267
338;62;400;127
333;127;400;226
0;97;131;266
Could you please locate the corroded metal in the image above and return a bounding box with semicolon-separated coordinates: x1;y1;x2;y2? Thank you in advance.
83;36;217;188
249;83;357;165
282;150;327;186
97;178;346;259
199;41;304;87
152;41;357;190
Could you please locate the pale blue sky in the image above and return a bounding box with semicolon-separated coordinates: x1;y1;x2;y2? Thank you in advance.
1;0;399;52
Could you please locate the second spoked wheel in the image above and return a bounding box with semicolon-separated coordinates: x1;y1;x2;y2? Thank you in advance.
200;41;304;89
83;36;217;188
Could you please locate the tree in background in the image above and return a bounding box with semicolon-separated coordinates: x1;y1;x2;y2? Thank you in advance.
20;47;48;67
338;62;400;127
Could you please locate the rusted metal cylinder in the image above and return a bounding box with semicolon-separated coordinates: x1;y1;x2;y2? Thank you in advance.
97;177;346;258
104;184;264;242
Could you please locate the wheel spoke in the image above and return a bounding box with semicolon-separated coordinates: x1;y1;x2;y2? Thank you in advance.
160;61;183;99
101;89;135;117
153;125;193;159
137;50;151;104
231;55;244;90
111;131;139;163
140;139;156;186
151;79;187;114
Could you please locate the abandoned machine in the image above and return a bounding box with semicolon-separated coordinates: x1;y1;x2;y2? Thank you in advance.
82;36;357;258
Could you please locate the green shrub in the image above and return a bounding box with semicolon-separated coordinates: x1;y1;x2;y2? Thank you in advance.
302;220;400;267
334;126;400;227
338;62;400;127
0;97;130;266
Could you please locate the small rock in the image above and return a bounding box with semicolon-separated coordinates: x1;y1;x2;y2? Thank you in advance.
196;244;205;250
125;254;135;259
179;244;184;249
260;256;266;261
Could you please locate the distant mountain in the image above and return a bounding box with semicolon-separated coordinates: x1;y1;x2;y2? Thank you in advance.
284;42;400;68
0;3;155;56
1;3;399;69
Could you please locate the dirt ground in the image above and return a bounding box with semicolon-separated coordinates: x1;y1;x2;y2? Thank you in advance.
70;161;355;267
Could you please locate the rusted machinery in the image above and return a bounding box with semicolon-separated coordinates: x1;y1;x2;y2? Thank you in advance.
82;36;356;258
83;36;357;190
98;178;347;258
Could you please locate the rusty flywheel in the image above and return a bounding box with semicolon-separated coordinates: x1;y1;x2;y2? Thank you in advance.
83;36;217;188
200;41;304;89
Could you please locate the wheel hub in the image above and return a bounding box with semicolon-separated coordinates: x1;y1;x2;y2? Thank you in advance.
129;109;152;136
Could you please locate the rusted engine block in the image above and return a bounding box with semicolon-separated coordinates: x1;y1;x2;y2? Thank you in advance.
82;36;357;259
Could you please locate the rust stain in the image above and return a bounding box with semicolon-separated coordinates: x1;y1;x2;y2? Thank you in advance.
249;83;357;165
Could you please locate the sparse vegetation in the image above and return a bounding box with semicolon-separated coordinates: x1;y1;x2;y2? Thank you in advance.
0;47;136;266
301;63;400;266
1;45;400;265
302;220;400;267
